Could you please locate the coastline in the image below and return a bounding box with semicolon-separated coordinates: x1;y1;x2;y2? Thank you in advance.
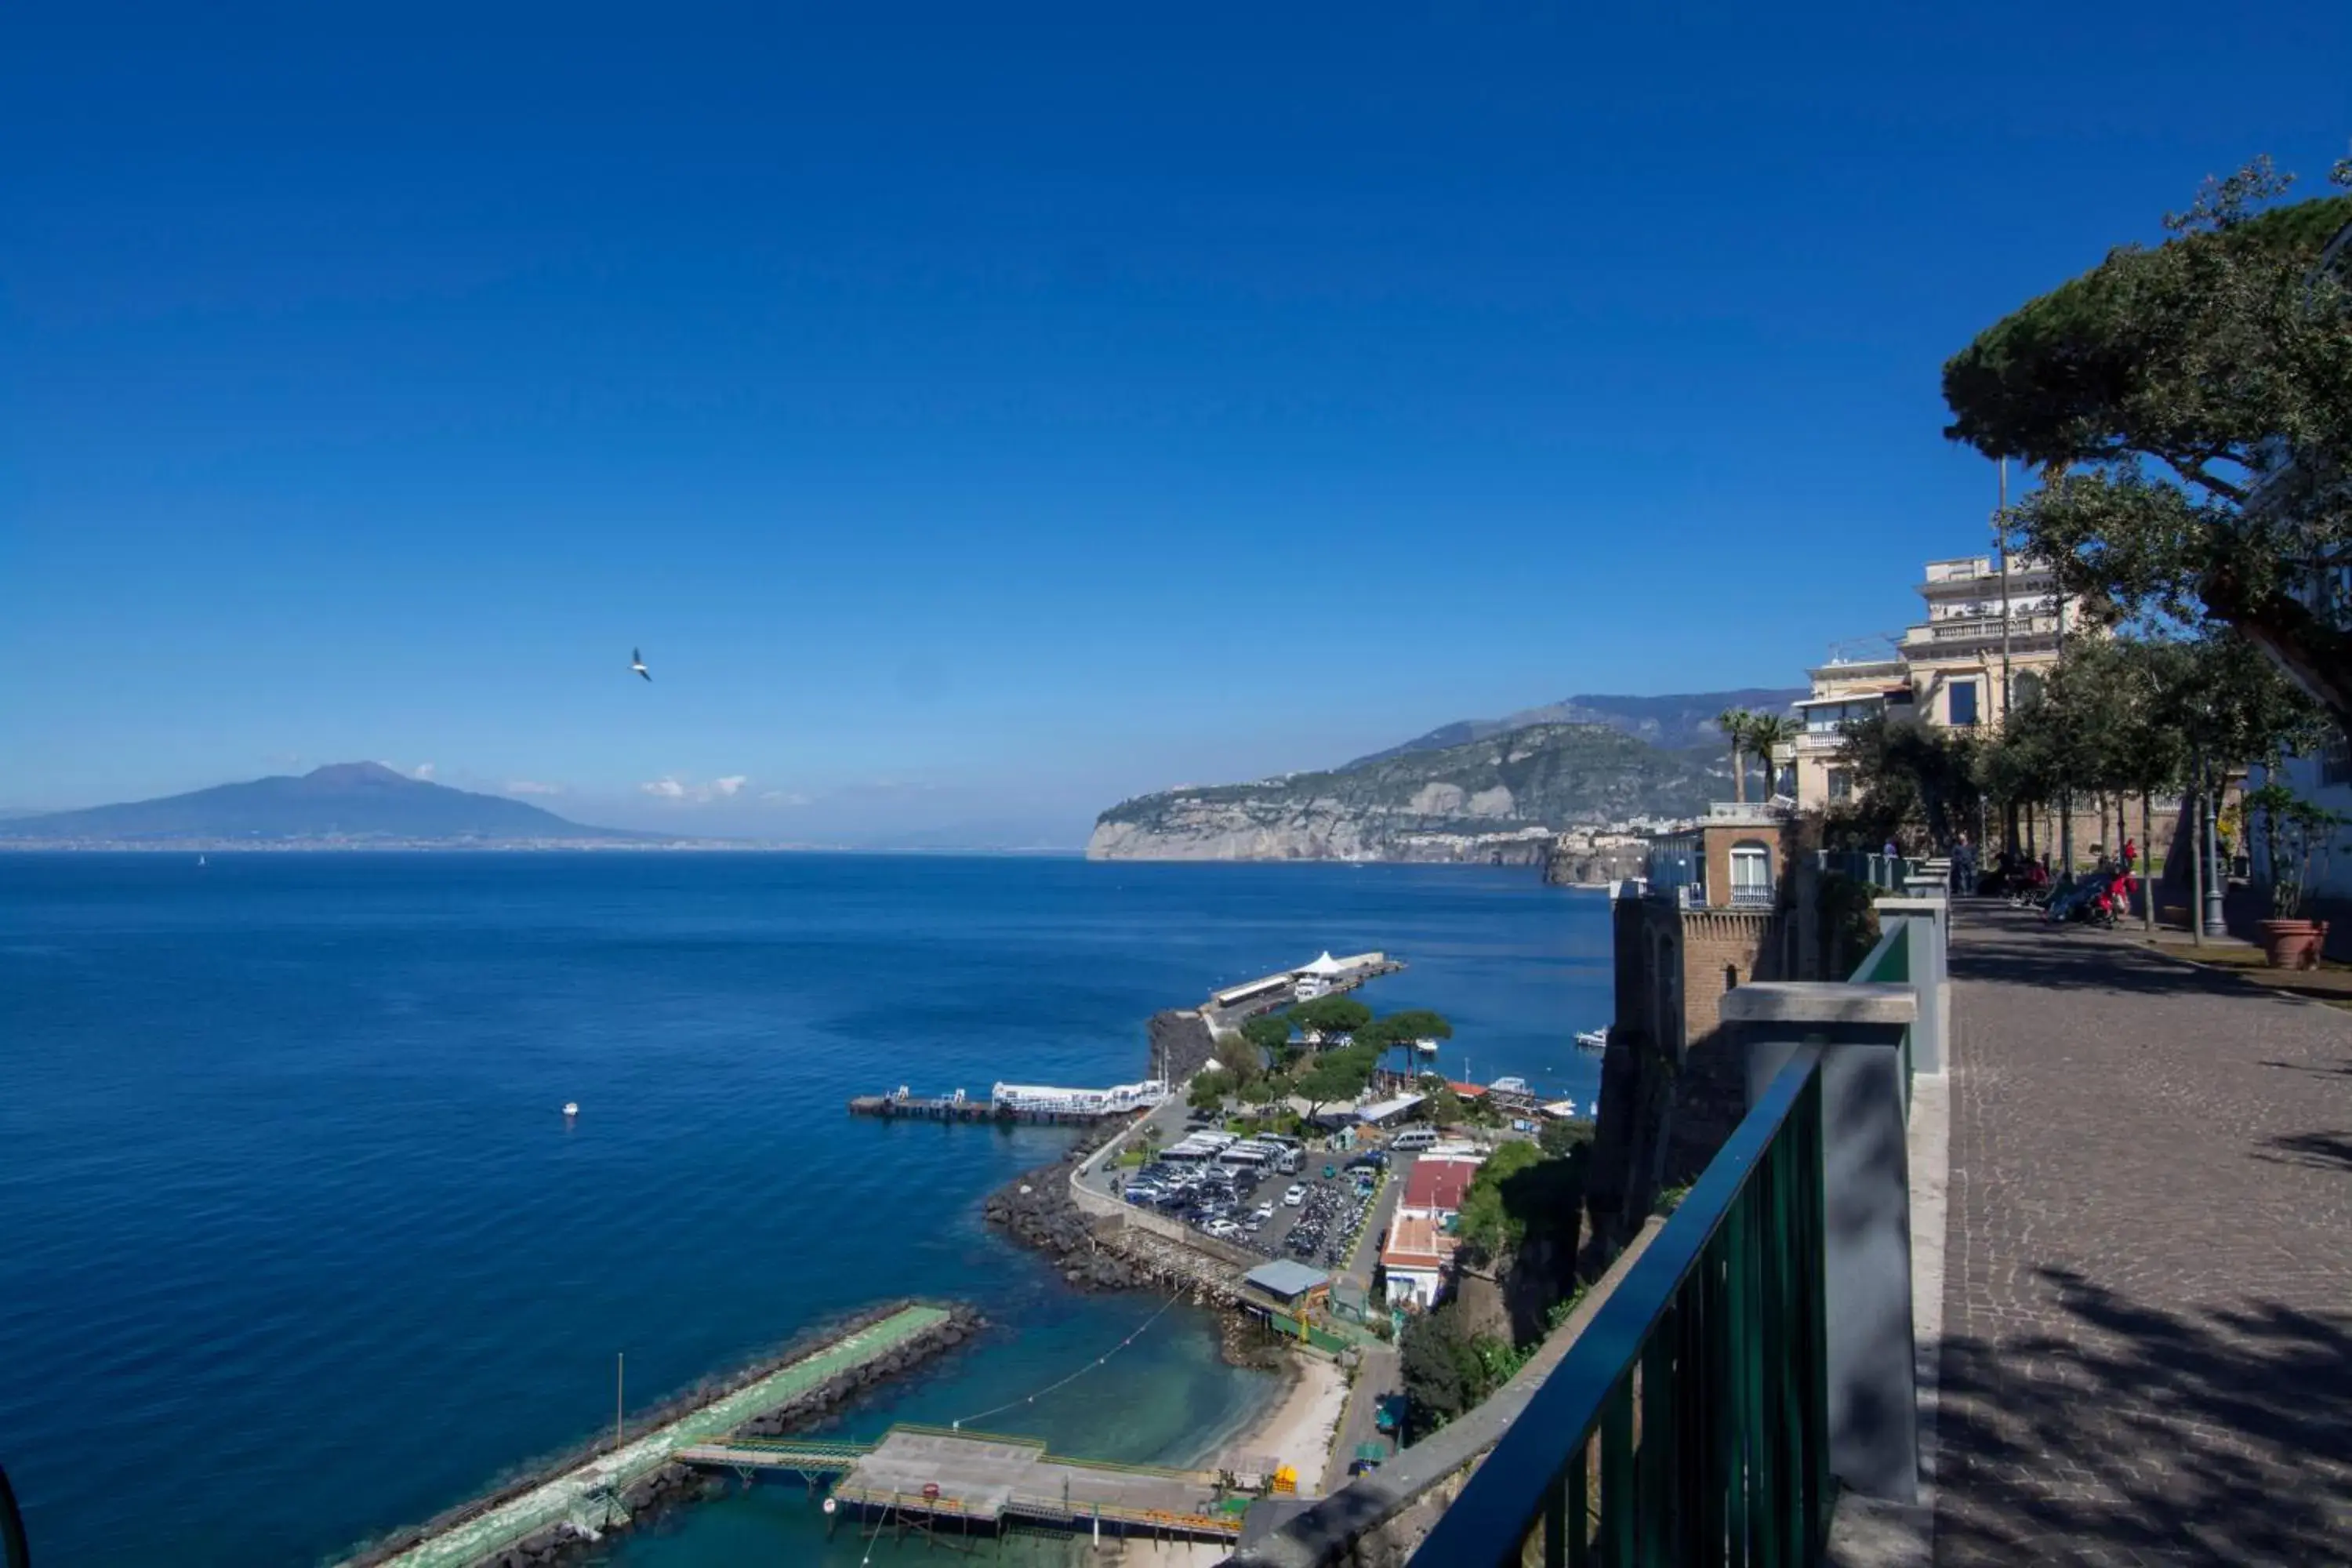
1230;1354;1350;1495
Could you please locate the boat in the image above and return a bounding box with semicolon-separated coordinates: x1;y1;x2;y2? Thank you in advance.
1490;1076;1531;1096
1410;1037;1440;1055
197;855;207;867
1575;1027;1609;1053
561;1102;579;1117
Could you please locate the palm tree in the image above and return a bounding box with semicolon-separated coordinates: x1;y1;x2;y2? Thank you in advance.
1717;708;1752;804
1744;712;1795;802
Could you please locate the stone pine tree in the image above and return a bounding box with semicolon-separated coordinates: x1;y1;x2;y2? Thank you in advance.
1942;154;2352;731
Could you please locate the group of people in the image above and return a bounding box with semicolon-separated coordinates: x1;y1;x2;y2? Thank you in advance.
1883;832;2139;902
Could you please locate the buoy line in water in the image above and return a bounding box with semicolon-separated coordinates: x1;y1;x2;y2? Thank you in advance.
947;1290;1185;1429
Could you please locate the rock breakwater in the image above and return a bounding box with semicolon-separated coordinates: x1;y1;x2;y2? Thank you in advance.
983;1152;1245;1311
343;1300;982;1568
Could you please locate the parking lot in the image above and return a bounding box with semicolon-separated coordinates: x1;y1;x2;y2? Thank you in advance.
1105;1118;1407;1274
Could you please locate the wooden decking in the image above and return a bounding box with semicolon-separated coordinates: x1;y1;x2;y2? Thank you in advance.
814;1426;1249;1541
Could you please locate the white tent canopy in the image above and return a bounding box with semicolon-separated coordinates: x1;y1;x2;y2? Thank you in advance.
1297;951;1346;977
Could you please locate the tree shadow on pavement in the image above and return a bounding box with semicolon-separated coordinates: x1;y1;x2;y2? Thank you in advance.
1948;933;2260;1000
1935;1268;2352;1566
2258;1130;2352;1174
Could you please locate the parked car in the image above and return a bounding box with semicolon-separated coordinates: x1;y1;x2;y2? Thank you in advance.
1283;1184;1308;1207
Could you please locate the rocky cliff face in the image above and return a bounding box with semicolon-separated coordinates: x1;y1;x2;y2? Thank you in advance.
1090;723;1711;862
1540;832;1650;887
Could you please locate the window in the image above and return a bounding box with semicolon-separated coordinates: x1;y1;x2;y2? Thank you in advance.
2324;731;2352;788
1729;841;1773;907
1828;768;1853;802
1948;679;1978;727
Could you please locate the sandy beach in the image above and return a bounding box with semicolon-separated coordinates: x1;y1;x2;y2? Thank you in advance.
1237;1352;1352;1495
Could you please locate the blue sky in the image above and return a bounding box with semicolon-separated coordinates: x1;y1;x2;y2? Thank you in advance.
5;2;2349;844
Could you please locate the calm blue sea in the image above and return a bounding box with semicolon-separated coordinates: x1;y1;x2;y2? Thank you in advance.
0;853;1609;1566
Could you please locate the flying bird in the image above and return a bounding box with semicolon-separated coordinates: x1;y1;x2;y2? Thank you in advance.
630;648;651;682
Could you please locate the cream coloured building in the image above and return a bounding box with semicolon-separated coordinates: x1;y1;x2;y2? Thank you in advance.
1789;553;2082;811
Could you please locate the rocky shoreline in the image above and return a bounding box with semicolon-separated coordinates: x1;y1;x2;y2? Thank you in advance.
982;1145;1290;1373
342;1300;983;1568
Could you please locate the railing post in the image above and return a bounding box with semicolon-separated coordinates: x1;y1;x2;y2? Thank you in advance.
1871;898;1948;1077
1721;982;1922;1504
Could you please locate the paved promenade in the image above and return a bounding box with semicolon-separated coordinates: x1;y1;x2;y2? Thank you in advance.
1937;907;2352;1566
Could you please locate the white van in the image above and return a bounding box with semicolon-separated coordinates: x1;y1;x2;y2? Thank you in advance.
1390;1127;1439;1152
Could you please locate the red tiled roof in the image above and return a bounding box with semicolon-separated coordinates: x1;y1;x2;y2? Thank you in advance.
1402;1156;1481;1215
1445;1080;1488;1098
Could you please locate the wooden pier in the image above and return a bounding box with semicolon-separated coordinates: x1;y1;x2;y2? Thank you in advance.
683;1424;1252;1544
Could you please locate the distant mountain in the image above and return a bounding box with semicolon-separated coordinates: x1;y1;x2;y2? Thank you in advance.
1343;688;1806;768
1089;723;1713;862
0;763;652;845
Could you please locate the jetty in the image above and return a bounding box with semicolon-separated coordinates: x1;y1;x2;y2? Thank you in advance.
681;1424;1253;1544
344;1305;956;1568
1203;951;1404;1029
849;1078;1169;1125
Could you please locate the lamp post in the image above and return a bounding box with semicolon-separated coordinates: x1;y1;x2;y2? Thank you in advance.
2203;760;2229;938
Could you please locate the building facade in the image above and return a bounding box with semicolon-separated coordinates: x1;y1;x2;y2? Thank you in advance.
1584;804;1799;1245
1790;552;2083;811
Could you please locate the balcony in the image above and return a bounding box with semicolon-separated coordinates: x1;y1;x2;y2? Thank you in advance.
1728;884;1776;909
1922;555;2055;592
1904;612;2062;649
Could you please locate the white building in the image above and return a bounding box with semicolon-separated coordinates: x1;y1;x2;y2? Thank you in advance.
1380;1212;1454;1310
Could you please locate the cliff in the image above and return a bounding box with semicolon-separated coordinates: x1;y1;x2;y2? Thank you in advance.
1539;833;1650;887
1089;723;1711;862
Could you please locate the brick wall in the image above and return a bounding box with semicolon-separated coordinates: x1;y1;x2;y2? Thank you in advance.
1586;896;1784;1247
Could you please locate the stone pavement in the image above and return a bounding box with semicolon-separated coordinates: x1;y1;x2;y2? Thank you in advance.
1936;905;2352;1566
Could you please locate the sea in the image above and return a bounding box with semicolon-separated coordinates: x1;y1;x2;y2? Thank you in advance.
0;852;1612;1566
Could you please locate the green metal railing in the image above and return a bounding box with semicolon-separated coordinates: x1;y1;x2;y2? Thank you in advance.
1407;1046;1831;1567
1819;850;1924;892
1853;920;1915;1110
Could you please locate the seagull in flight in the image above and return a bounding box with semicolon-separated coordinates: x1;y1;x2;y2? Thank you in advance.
630;648;652;682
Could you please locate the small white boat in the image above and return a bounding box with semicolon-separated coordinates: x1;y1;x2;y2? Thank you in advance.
562;1102;579;1117
1490;1076;1531;1096
1410;1037;1440;1055
1575;1027;1609;1053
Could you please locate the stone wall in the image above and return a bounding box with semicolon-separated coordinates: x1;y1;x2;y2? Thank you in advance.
1151;1007;1224;1081
1584;888;1801;1251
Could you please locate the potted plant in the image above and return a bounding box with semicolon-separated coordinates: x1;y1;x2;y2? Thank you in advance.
2246;780;2344;969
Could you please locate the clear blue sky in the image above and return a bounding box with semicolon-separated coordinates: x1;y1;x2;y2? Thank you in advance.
5;2;2348;844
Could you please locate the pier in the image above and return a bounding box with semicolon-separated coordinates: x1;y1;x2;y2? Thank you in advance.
345;1305;956;1568
850;1078;1168;1125
1202;951;1405;1030
683;1424;1253;1544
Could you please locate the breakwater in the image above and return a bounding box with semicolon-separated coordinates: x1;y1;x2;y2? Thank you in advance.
984;1141;1250;1313
338;1301;981;1568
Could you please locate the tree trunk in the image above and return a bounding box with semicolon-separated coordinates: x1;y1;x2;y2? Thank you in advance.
1729;742;1744;804
2141;789;2155;933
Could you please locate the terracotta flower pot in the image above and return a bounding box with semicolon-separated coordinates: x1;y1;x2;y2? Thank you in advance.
2258;918;2329;971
